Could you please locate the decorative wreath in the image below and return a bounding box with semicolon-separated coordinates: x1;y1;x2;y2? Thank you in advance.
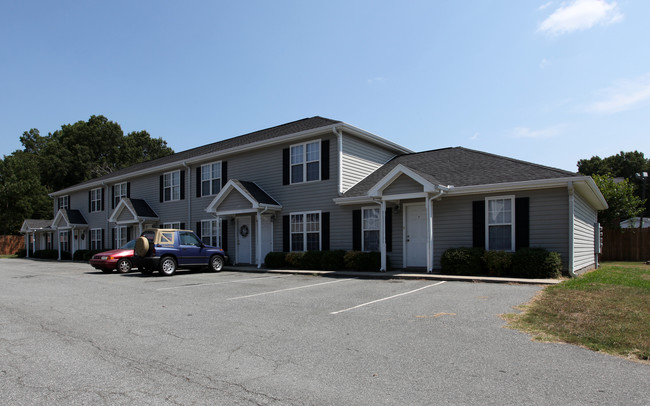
239;224;249;237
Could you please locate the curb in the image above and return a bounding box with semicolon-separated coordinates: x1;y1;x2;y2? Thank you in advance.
222;266;561;285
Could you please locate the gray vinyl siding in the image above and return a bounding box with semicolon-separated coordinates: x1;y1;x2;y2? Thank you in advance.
573;191;597;271
117;208;134;222
341;133;396;193
383;175;424;196
219;192;252;212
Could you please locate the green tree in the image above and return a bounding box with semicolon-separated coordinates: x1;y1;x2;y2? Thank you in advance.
578;151;649;179
0;151;52;235
592;175;645;228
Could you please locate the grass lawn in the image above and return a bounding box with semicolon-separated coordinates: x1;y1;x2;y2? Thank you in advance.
505;262;650;363
0;254;18;259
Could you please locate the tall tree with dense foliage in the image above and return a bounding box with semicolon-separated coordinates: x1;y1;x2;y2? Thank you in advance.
1;115;174;234
591;175;645;228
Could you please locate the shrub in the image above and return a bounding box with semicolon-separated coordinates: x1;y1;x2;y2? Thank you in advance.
511;248;562;279
73;250;102;261
440;247;485;275
285;251;304;268
15;249;27;258
32;250;60;260
483;250;513;277
343;251;382;271
321;250;346;271
300;250;324;270
264;252;287;268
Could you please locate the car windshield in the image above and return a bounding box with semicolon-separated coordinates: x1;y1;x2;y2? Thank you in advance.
121;240;136;249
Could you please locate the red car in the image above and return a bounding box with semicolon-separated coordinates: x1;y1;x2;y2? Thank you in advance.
90;240;137;273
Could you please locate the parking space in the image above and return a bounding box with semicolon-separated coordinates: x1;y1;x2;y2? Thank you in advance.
1;258;648;406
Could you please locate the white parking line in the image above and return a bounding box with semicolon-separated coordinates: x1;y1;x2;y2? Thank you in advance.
227;278;355;300
156;275;287;291
330;281;446;315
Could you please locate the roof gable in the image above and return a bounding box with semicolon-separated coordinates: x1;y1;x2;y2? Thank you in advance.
206;180;281;214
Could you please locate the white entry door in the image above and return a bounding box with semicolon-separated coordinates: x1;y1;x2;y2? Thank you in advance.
236;217;252;264
405;204;427;267
261;216;273;264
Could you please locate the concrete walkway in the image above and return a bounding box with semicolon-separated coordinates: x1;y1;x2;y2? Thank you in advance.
223;265;562;285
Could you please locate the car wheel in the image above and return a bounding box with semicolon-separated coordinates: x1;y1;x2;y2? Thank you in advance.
209;255;224;272
116;258;132;273
135;236;149;257
159;256;177;276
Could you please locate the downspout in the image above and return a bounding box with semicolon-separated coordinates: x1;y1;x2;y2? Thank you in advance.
332;127;343;195
427;190;445;273
568;182;576;277
183;162;191;231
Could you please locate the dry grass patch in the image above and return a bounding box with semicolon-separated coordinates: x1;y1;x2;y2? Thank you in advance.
506;262;650;363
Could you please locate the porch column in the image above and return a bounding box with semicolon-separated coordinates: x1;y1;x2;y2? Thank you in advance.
57;230;61;261
426;195;433;273
256;210;262;268
25;233;30;258
380;200;387;272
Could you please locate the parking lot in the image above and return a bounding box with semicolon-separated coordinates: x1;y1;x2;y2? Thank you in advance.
1;258;648;405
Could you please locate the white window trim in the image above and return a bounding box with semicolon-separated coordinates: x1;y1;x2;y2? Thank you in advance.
90;228;103;250
58;195;69;210
163;170;181;202
362;206;380;252
161;222;181;229
115;226;128;248
485;195;515;252
200;161;222;197
114;182;127;206
290;140;321;184
290;211;322;251
90;188;102;213
201;219;221;247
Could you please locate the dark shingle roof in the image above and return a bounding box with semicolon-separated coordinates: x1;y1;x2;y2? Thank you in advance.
66;209;87;225
129;198;158;218
236;180;280;206
23;219;54;229
344;147;579;197
68;116;341;189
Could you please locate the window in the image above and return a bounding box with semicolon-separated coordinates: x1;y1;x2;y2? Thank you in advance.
201;219;221;247
90;188;102;213
180;231;202;247
201;162;221;196
90;228;103;250
113;182;127;207
161;222;181;229
163;171;181;202
46;232;53;250
486;196;515;251
115;226;128;248
290;141;320;184
58;195;69;210
290;212;320;251
362;207;380;252
60;230;70;253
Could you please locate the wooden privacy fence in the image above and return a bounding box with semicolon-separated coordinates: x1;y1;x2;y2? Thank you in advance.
601;228;650;261
0;235;24;255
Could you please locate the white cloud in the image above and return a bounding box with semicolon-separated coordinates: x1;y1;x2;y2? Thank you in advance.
585;74;650;113
538;0;623;36
512;124;567;138
540;58;550;69
538;2;553;11
469;132;479;141
367;77;386;85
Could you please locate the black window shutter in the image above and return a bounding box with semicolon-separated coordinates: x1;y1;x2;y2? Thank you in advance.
472;200;485;248
88;191;91;212
159;175;164;202
321;140;329;181
112;228;116;249
180;170;185;200
352;210;361;251
221;219;228;251
282;148;290;185
196;222;202;238
127;228;132;242
111;186;115;209
221;161;228;187
101;188;105;211
101;229;105;250
180;222;185;230
322;212;330;251
385;208;393;252
196;167;201;197
126;182;131;198
283;215;290;252
515;197;530;250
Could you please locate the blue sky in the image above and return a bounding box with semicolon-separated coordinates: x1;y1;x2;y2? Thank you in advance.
1;0;648;172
